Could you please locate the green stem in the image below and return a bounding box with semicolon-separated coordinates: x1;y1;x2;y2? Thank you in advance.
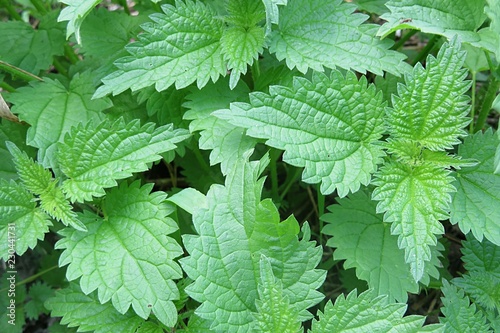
469;71;476;133
64;44;79;64
30;0;48;15
118;0;131;15
251;60;261;85
0;0;22;21
52;57;68;76
0;81;16;92
279;167;301;200
474;76;500;132
392;30;417;50
269;149;280;202
411;35;439;66
0;60;43;82
317;186;325;245
0;265;59;293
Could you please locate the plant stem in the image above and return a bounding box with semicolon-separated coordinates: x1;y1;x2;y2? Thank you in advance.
474;75;500;132
469;71;476;133
30;0;48;15
317;186;325;245
269;148;280;202
64;44;79;64
251;60;261;85
52;57;68;76
0;81;16;92
0;60;43;82
118;0;131;15
411;35;439;66
279;167;301;200
392;30;417;50
0;265;59;293
0;0;22;21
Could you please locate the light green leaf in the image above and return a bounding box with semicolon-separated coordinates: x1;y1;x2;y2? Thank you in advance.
6;72;111;168
167;188;207;215
179;155;325;332
56;181;183;327
311;289;445;332
184;77;257;175
386;38;471;151
58;118;190;202
0;179;52;259
57;0;103;44
262;0;287;35
45;282;143;333
0;121;35;181
450;129;500;245
215;71;386;196
94;0;226;98
268;0;409;75
251;255;301;333
322;190;442;302
353;0;389;15
372;161;453;282
439;280;492;333
486;0;500;61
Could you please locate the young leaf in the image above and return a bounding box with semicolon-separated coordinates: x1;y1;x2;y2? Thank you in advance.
58;0;103;44
372;161;453;282
322;190;441;302
25;282;54;320
94;1;226;97
268;0;409;75
386;38;471;151
45;282;144;333
215;71;386;196
0;121;36;180
58;118;190;202
56;181;183;327
262;0;287;35
311;289;445;332
179;155;325;332
7;72;111;168
450;129;500;245
252;256;301;333
439;280;492;333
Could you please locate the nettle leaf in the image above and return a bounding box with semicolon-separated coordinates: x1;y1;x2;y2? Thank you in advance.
439;280;492;333
251;256;301;333
268;0;409;75
386;38;471;151
7;71;111;168
184;77;258;175
0;121;36;180
372;161;452;282
452;237;500;311
0;179;52;259
450;129;500;245
45;282;144;333
94;1;226;97
25;282;54;320
58;118;190;202
311;289;444;332
58;0;103;44
322;190;441;302
377;0;487;43
179;155;325;332
215;71;386;196
486;0;500;61
262;0;287;35
56;181;183;327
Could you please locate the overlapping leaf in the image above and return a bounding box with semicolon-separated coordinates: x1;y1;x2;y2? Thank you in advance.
56;182;183;327
311;289;444;332
215;71;386;196
58;0;103;44
268;0;409;75
322;190;442;302
0;121;35;180
262;0;287;35
179;155;325;332
58;118;190;202
450;129;500;245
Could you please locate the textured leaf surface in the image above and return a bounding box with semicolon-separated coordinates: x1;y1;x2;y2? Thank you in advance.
372;161;453;281
450;129;500;245
268;0;409;75
94;1;226;97
25;282;53;320
386;38;471;151
58;118;190;202
262;0;287;35
0;120;35;180
215;71;386;196
179;155;325;332
58;0;102;44
311;289;444;332
322;190;441;302
486;0;500;61
439;280;492;333
7;72;111;168
184;78;257;175
56;182;183;326
45;282;143;333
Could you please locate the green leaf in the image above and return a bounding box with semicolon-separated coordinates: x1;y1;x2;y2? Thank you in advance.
377;0;487;41
58;0;103;44
184;77;257;175
322;189;442;302
439;280;492;333
372;161;453;281
7;72;111;168
262;0;287;35
25;282;54;320
0;121;36;180
56;181;183;327
94;0;226;97
215;71;386;196
353;0;389;15
486;0;500;61
45;282;144;333
450;129;500;245
311;289;445;332
58;118;190;202
0;273;26;333
268;0;409;75
179;155;325;332
386;38;471;151
0;179;52;259
251;255;301;333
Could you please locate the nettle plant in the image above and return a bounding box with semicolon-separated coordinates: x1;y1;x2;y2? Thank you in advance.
0;0;499;332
